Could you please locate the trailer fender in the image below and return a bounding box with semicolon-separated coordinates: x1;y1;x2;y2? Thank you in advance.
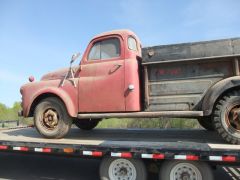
202;76;240;116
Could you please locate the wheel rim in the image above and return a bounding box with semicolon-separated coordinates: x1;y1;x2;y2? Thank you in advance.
108;159;137;180
41;108;59;130
225;103;240;132
170;162;202;180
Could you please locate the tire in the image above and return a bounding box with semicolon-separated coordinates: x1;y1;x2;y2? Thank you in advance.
213;90;240;144
159;160;213;180
74;119;99;130
34;97;72;139
197;117;214;131
100;157;147;180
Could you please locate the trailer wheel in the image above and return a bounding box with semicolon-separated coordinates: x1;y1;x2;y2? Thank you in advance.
74;119;99;130
197;117;214;131
159;160;213;180
100;157;147;180
34;97;72;139
213;90;240;144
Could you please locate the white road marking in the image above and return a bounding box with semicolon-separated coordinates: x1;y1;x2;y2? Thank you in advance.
223;167;240;180
229;167;240;177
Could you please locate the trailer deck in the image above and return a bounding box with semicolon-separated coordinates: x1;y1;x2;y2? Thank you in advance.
0;127;239;164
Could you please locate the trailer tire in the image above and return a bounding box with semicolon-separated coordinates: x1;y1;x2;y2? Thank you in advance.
74;119;99;130
34;97;72;139
159;160;213;180
197;117;214;131
100;157;147;180
213;90;240;144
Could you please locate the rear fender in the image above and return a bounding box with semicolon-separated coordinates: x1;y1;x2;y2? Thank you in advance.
202;76;240;116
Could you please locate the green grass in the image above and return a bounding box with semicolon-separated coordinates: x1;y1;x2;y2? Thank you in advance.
97;117;201;129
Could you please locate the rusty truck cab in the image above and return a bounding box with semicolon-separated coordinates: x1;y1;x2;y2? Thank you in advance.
77;30;142;113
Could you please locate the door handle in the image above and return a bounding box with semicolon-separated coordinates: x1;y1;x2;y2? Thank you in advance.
109;64;122;74
114;64;122;68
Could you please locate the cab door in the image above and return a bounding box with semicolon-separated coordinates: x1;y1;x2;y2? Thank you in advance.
78;36;125;112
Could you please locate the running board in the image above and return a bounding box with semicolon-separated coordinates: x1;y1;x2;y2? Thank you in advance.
77;111;203;119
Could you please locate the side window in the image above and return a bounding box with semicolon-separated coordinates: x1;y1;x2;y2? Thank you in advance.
88;42;100;60
128;36;138;51
88;38;120;60
101;38;120;59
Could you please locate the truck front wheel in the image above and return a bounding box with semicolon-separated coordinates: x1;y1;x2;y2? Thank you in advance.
159;160;213;180
74;119;100;130
213;90;240;144
100;157;147;180
34;97;72;139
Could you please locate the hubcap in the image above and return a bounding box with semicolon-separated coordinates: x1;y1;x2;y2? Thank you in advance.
108;159;137;180
42;109;59;130
226;105;240;132
170;163;202;180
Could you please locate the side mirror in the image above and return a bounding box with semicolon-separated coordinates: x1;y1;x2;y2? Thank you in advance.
71;53;80;64
61;53;80;88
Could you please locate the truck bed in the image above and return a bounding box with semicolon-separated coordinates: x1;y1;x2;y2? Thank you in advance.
0;127;239;163
142;37;240;64
141;38;240;112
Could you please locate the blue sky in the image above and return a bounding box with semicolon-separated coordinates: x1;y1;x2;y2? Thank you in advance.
0;0;240;107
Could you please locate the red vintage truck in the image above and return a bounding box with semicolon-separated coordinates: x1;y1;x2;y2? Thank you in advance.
20;29;240;144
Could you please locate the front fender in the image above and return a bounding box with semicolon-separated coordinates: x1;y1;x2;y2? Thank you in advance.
23;80;78;118
202;76;240;116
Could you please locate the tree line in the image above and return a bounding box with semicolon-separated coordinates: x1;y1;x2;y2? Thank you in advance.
0;102;21;121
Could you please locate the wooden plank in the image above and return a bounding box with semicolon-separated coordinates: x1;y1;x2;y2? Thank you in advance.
142;37;240;64
142;54;240;65
234;58;240;76
144;66;149;109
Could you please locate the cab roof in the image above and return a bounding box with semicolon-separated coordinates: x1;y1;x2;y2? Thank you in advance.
92;29;140;42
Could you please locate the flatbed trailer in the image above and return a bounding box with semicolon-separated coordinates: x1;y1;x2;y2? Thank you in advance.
0;127;239;180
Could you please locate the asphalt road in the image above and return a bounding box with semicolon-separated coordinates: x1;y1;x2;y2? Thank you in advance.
0;152;238;180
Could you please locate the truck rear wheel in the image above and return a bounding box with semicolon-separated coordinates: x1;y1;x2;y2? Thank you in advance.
213;90;240;144
159;160;213;180
99;157;147;180
197;117;214;131
74;119;99;130
34;97;72;139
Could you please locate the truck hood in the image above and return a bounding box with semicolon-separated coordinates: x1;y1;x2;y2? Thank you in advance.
41;67;69;81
